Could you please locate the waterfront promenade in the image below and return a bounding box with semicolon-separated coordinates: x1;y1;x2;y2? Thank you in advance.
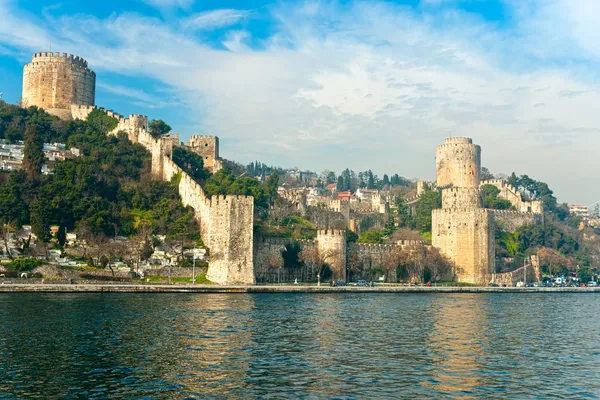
1;284;599;293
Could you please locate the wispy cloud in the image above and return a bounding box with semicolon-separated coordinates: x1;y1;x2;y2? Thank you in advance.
0;0;599;204
182;9;250;31
97;82;177;109
141;0;193;10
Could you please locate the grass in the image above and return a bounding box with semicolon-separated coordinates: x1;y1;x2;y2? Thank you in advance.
144;273;212;284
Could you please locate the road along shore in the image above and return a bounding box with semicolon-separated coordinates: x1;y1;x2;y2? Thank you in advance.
0;284;599;293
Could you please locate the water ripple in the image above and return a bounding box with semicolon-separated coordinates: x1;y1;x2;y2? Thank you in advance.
0;293;599;398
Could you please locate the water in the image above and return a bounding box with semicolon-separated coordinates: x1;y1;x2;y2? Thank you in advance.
0;293;599;399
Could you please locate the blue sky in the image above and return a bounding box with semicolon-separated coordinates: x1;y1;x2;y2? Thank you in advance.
1;0;599;205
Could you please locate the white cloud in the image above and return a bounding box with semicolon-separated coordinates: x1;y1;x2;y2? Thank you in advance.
0;0;599;204
182;9;249;31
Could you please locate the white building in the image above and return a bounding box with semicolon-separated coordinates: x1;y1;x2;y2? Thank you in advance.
568;204;589;217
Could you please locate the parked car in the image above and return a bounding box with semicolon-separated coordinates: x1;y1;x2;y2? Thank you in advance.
356;280;367;287
488;282;499;287
588;281;598;287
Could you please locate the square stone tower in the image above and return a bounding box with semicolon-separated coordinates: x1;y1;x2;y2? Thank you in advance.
188;135;223;172
431;137;494;284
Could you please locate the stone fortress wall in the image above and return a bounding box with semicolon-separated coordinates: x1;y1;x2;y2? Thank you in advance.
73;106;255;285
253;233;425;283
22;53;95;120
26;52;255;285
480;179;544;214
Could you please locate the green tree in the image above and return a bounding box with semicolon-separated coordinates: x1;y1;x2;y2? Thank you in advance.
172;147;210;183
87;109;118;134
415;190;441;233
30;196;51;242
23;122;45;181
149;119;172;138
357;229;386;244
481;184;512;210
578;266;593;283
56;224;66;247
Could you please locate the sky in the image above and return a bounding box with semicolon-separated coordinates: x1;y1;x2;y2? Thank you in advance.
0;0;599;205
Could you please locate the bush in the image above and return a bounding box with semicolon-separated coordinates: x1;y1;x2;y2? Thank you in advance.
5;258;42;272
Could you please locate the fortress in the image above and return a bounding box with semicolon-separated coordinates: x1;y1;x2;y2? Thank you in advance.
20;53;542;285
432;137;543;284
22;52;254;285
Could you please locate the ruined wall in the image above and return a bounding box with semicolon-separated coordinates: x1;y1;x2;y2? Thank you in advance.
22;52;95;120
187;135;222;172
481;179;544;214
491;256;541;286
317;229;347;281
432;208;495;285
306;206;347;229
328;200;350;223
350;243;399;282
436;137;481;188
253;237;317;282
206;195;255;285
350;211;387;234
493;210;542;232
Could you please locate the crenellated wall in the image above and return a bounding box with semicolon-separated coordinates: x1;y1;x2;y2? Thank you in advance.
24;51;256;285
493;210;542;232
481;179;544;214
71;104;255;284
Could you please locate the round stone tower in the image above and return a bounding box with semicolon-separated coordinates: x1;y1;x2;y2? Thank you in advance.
436;137;481;189
22;52;96;120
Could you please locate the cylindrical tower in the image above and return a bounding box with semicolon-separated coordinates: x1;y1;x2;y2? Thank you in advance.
22;52;96;120
435;137;481;189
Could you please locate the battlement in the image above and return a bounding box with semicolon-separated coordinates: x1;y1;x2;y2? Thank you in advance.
317;229;346;236
31;52;89;67
211;194;254;206
443;137;472;144
493;210;536;217
354;243;399;248
432;208;494;215
190;134;219;141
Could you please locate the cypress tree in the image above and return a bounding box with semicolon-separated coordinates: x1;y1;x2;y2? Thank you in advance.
23;122;44;181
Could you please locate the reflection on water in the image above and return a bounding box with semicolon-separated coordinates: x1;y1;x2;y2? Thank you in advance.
0;293;599;399
427;295;487;397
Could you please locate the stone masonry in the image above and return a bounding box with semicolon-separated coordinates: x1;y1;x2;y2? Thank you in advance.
22;53;95;120
187;135;223;173
25;52;254;285
431;137;543;285
432;138;494;285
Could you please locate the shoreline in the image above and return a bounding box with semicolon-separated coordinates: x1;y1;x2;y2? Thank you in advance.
0;284;599;293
